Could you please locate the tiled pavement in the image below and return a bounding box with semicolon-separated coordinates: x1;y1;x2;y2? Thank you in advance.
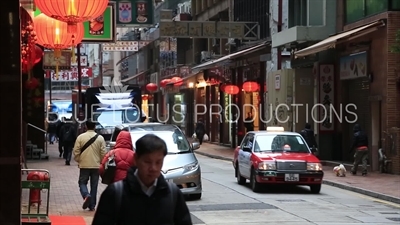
195;142;400;204
23;141;400;224
24;144;106;224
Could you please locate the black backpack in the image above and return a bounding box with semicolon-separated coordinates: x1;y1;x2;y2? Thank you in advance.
63;126;75;142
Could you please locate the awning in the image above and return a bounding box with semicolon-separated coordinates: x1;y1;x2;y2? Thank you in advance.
121;70;149;83
294;20;385;57
191;41;269;73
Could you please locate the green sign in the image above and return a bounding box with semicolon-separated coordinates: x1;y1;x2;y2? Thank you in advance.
83;2;116;42
22;181;50;189
33;3;116;43
116;0;154;26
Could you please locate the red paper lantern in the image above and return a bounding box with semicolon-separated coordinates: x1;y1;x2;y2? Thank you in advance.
34;13;84;56
223;85;240;95
242;81;259;92
160;79;170;87
220;84;226;92
33;45;44;64
171;77;183;86
146;83;158;92
35;0;109;33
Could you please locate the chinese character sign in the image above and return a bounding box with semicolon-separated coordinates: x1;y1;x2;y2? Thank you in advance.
45;67;93;81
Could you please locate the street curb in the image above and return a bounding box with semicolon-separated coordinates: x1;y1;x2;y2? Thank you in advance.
322;180;400;204
195;151;232;162
196;151;400;204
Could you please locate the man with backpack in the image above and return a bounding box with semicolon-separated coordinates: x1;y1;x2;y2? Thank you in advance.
73;119;106;211
59;118;77;165
92;134;192;225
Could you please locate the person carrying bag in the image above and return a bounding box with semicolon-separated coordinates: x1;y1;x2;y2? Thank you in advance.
99;131;135;185
73;120;107;211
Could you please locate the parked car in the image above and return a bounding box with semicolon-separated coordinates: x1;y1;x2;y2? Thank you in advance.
233;127;323;193
109;123;202;199
106;123;163;151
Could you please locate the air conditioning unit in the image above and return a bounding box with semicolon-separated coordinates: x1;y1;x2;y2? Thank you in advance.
200;51;212;63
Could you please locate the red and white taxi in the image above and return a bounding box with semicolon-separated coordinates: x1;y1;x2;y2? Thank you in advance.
233;127;323;193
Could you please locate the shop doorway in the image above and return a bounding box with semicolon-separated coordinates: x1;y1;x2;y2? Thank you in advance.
243;92;260;131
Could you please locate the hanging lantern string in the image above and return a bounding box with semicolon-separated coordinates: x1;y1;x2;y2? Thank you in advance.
54;49;61;80
71;35;76;64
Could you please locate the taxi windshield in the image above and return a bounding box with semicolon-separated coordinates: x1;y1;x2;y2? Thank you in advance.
254;134;310;153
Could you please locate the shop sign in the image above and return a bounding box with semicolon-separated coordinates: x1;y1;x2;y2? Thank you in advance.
43;51;72;70
116;0;154;26
103;41;139;51
161;68;178;78
45;67;93;81
160;66;191;79
319;64;334;132
339;51;367;80
159;20;259;40
71;55;88;66
82;2;116;42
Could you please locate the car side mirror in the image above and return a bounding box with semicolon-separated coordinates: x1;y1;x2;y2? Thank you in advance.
243;146;252;152
109;142;116;149
192;142;200;150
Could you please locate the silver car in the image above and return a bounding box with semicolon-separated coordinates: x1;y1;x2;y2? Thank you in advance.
108;123;202;199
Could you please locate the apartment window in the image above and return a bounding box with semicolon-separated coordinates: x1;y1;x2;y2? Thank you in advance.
391;0;400;10
345;0;388;23
289;0;308;27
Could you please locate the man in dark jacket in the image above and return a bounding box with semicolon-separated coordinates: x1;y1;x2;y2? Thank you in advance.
59;119;77;165
92;134;192;225
350;124;369;176
56;117;66;158
300;123;317;149
244;112;254;132
195;118;206;145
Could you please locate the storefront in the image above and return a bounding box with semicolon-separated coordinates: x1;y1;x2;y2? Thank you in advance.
294;17;400;172
338;51;371;162
189;42;270;147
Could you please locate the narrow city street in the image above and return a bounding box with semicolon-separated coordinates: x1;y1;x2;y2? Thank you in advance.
24;145;400;225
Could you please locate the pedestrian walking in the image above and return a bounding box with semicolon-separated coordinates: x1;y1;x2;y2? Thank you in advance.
56;117;66;158
350;124;369;176
300;123;318;149
73;119;106;211
59;118;77;165
99;131;135;184
46;114;58;144
92;134;192;225
195;118;206;145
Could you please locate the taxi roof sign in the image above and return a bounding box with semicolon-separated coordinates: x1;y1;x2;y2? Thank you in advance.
266;126;285;132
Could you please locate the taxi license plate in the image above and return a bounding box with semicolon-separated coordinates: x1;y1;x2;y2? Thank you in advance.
284;174;299;182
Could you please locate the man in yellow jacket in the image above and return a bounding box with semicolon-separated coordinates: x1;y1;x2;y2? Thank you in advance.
73;119;106;211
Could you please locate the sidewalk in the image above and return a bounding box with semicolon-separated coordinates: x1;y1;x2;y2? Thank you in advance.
195;142;400;204
24;144;106;224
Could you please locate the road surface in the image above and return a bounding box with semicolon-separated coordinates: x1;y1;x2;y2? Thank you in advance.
189;155;400;225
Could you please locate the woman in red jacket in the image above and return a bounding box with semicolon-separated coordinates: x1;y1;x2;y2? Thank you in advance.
99;131;135;183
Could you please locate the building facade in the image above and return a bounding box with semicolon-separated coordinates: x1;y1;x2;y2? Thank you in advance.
161;0;271;146
290;0;400;174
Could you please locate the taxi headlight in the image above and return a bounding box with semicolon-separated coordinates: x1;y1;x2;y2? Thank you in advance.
258;161;276;170
307;163;323;171
184;161;199;172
